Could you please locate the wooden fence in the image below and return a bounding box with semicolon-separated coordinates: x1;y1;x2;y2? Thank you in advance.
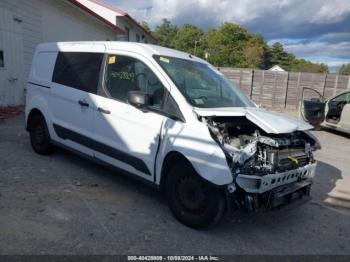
220;68;350;110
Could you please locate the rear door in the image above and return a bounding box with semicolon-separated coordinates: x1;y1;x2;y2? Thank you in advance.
50;52;104;156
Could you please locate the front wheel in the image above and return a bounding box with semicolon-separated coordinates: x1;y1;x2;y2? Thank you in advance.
166;161;225;229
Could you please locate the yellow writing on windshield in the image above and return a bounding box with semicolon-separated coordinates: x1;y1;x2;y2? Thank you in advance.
159;57;170;64
111;71;134;81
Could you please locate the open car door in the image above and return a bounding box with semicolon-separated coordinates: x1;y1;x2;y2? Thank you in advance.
338;103;350;131
326;91;350;130
301;87;326;128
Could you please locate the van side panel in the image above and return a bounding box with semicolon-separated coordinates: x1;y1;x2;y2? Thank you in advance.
25;51;57;137
26;43;233;187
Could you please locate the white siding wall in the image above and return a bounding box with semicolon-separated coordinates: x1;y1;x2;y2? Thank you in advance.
0;0;42;85
116;17;153;43
41;0;118;42
0;0;42;105
0;0;119;106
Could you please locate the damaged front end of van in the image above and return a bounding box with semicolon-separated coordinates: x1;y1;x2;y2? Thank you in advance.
197;107;321;211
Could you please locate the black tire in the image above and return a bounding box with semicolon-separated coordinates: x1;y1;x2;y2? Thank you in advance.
29;114;53;155
166;161;225;229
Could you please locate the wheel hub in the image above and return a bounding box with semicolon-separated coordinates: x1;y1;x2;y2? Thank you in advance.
177;176;208;213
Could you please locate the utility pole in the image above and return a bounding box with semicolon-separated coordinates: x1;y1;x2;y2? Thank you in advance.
194;39;201;56
205;51;210;61
194;41;198;56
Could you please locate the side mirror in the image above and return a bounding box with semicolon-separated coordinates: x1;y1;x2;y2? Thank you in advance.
128;91;151;108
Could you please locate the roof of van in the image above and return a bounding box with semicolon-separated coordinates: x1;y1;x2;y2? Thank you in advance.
36;41;206;63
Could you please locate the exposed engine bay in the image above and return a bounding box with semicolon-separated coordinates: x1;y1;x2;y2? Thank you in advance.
200;115;320;210
204;116;319;176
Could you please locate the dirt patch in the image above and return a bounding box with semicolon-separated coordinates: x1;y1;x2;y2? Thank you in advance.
0;106;24;123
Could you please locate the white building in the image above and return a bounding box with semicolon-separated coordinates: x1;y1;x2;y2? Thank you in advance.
269;65;286;72
76;0;154;43
0;0;155;106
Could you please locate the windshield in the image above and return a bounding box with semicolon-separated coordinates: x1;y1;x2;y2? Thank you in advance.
154;55;255;108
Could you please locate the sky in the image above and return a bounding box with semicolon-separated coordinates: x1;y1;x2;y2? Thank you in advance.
101;0;350;72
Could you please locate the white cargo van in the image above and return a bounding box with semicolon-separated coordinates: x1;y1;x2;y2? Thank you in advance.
25;42;320;228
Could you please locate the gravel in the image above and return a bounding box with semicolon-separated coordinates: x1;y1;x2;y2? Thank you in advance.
0;114;349;255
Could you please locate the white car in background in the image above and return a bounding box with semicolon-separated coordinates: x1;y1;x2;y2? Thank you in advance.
26;42;320;228
303;89;350;134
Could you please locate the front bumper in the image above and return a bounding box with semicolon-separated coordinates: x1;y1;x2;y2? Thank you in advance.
265;179;312;209
226;163;316;211
235;163;316;194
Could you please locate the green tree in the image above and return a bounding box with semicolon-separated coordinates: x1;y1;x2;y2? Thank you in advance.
152;19;328;72
319;63;330;74
153;19;178;48
266;42;295;70
290;59;329;73
263;43;328;73
243;34;268;68
338;64;350;75
173;24;205;57
206;23;266;68
140;21;151;33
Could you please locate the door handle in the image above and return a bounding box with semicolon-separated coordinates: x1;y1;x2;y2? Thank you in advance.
8;77;18;82
98;107;111;114
78;100;89;107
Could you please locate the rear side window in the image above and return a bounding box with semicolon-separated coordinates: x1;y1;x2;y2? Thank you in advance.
52;52;103;93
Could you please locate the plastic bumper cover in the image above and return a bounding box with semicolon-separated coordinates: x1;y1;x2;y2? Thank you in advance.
235;162;316;194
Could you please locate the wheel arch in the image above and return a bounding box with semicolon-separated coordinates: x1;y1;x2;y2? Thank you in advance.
26;108;45;131
157;142;233;187
159;151;192;192
25;93;51;131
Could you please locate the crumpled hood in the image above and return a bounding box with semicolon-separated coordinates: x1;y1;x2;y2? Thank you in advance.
194;107;313;134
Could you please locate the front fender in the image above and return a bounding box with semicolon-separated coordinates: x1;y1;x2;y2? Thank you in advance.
156;119;233;186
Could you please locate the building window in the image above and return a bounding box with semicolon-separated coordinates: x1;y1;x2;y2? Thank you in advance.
52;52;103;94
136;34;140;42
125;26;130;41
0;50;4;68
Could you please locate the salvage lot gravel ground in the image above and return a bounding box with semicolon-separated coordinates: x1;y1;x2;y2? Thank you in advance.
0;114;350;255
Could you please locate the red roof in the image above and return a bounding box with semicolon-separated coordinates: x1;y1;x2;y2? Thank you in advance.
84;0;156;41
67;0;126;34
86;0;127;15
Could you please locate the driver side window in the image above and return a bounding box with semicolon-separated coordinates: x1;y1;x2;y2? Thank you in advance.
332;93;349;103
104;55;166;109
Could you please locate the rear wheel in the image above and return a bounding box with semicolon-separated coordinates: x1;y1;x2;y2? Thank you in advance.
29;114;54;155
166;161;225;229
